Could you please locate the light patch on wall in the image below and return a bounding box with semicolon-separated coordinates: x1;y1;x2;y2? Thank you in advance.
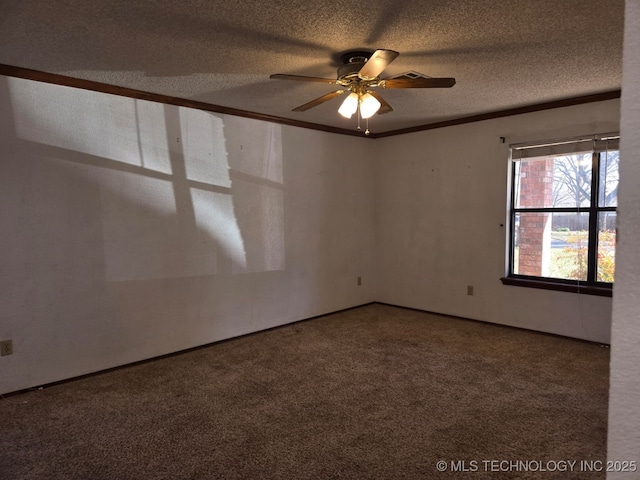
93;169;177;215
134;100;171;174
179;108;231;188
99;172;217;281
191;189;246;271
224;117;284;183
232;180;285;274
224;119;286;273
8;77;171;174
6;76;286;281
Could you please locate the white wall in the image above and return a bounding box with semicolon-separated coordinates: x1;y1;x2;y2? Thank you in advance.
0;73;626;396
607;0;640;475
374;99;620;344
0;76;376;394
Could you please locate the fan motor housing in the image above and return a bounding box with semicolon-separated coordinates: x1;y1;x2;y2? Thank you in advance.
337;61;367;80
337;50;374;81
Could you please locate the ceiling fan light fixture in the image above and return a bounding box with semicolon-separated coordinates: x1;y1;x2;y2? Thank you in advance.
338;92;359;118
359;92;381;119
270;48;454;131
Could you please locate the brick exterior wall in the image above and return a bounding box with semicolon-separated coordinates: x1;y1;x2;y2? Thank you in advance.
517;159;554;276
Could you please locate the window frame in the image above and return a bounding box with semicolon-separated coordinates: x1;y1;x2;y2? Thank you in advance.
501;134;618;297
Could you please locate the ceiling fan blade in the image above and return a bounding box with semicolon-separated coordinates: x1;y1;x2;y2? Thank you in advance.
367;90;393;114
270;74;337;84
358;49;399;80
382;77;456;88
292;90;346;112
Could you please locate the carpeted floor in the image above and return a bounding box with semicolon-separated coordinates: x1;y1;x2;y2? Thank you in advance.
0;304;610;479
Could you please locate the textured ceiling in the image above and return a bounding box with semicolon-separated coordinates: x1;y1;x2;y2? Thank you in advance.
0;0;625;134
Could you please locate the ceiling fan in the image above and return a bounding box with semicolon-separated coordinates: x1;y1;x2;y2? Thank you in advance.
270;49;455;132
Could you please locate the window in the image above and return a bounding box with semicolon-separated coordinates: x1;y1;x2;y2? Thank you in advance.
502;134;619;296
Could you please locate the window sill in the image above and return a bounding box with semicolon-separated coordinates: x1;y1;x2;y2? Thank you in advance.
500;276;612;297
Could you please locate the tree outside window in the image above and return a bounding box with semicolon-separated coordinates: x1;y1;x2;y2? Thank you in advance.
505;135;618;294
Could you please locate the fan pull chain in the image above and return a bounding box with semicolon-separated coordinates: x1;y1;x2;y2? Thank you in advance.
365;118;370;135
356;105;361;131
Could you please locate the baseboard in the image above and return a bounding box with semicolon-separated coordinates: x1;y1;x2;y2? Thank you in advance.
1;300;607;398
0;302;377;398
373;301;611;347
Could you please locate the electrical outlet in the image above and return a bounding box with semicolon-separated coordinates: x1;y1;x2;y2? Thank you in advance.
467;285;474;296
357;276;362;286
0;340;13;356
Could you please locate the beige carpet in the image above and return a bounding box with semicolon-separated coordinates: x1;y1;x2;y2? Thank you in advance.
0;304;610;479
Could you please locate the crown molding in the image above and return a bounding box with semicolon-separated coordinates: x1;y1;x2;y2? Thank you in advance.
0;64;621;140
372;90;622;138
0;63;364;138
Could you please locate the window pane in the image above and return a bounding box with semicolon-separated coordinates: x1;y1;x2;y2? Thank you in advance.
599;150;619;207
597;212;616;283
513;212;589;281
514;154;592;208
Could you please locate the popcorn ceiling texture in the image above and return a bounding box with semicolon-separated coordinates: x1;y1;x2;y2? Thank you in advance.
0;0;624;132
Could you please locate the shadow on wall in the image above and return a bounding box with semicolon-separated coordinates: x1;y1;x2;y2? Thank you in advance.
0;75;288;372
2;76;285;282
